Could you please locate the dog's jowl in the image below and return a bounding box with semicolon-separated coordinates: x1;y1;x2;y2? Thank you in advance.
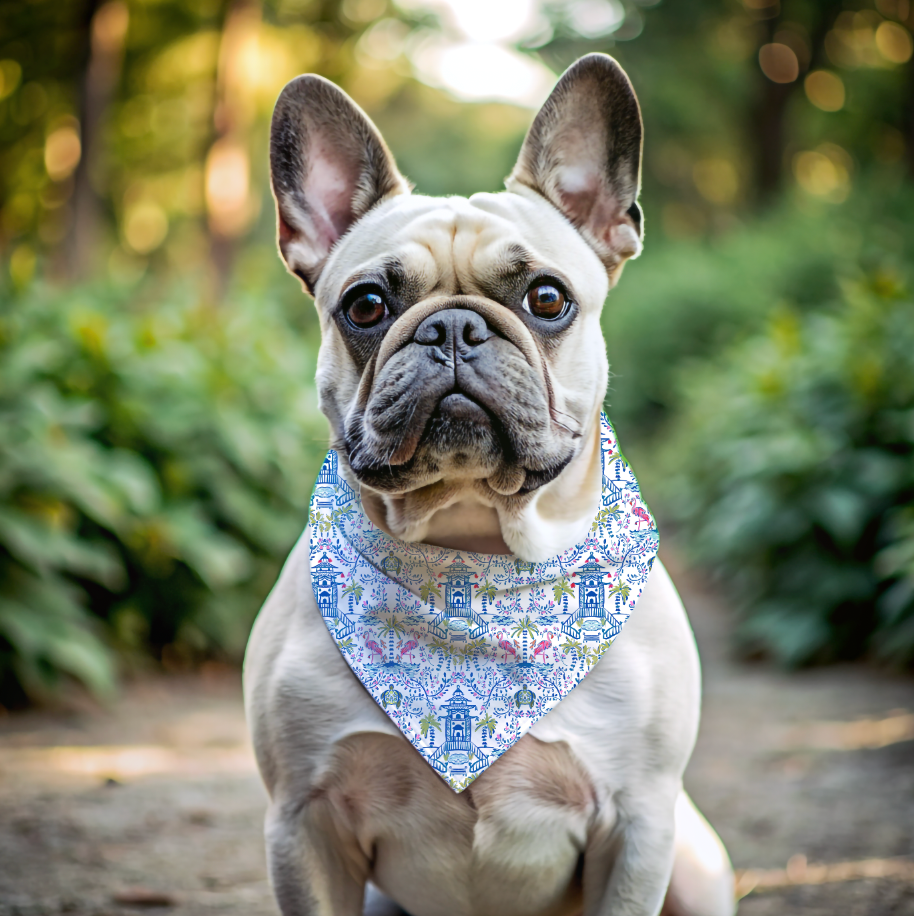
244;54;736;916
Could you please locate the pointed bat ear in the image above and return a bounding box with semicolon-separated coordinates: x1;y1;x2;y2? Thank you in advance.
507;53;644;281
270;75;410;293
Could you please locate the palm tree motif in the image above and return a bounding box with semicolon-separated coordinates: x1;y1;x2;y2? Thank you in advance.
476;579;496;615
607;582;631;614
419;713;442;746
309;507;331;534
475;712;497;748
341;582;363;617
592;505;622;534
420;580;442;604
552;575;574;609
429;637;450;673
330;505;354;529
560;637;583;658
585;640;612;667
378;616;407;660
510;616;539;662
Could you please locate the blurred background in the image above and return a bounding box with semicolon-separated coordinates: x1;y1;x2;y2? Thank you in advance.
0;0;913;710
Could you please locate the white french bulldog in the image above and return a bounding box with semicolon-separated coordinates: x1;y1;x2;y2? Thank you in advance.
244;54;736;916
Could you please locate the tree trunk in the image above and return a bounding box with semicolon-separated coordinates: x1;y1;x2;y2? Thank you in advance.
66;0;128;279
206;0;262;298
904;57;914;179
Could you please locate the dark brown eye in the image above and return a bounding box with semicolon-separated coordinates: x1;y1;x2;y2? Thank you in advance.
346;292;387;328
524;284;567;320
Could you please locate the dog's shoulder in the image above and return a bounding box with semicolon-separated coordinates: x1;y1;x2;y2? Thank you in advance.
529;561;700;787
243;530;398;794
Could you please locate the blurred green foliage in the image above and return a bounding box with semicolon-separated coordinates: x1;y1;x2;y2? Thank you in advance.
2;0;914;700
604;179;914;440
0;261;325;704
657;248;914;666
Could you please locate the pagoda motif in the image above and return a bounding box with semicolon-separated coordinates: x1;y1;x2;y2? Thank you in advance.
602;476;624;506
315;450;356;505
430;556;487;641
561;553;608;642
316;450;339;486
311;552;354;638
428;686;491;779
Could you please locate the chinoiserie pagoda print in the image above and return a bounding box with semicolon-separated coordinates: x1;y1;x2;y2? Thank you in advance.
312;553;340;624
312;552;355;639
561;554;608;642
430;556;487;641
315;449;356;505
428;686;491;779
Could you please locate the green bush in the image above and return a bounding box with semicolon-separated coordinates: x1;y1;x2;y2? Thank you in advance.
659;272;914;666
0;275;326;706
603;184;914;444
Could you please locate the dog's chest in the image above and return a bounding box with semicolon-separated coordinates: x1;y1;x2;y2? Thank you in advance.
318;728;600;916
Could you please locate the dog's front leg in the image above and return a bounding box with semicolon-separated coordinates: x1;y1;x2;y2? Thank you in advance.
265;796;369;916
583;785;677;916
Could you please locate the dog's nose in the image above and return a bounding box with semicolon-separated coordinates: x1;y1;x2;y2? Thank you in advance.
413;309;494;352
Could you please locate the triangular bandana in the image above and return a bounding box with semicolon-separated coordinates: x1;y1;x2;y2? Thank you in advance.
308;414;658;791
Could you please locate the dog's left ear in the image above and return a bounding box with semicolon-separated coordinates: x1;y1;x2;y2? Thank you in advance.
507;53;643;279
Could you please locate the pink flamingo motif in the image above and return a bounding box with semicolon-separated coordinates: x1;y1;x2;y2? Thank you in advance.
531;639;551;662
365;639;384;661
497;639;518;663
633;506;650;530
399;639;419;662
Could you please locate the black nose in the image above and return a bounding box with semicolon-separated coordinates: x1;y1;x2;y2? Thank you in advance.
413;309;494;352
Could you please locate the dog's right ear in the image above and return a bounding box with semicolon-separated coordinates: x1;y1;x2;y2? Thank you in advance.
270;75;410;293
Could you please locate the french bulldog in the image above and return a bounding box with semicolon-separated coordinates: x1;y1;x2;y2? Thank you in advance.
244;53;736;916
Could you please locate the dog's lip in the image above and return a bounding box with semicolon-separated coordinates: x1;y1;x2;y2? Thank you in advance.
433;392;492;423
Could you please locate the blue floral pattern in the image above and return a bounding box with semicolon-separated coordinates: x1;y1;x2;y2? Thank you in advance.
308;414;658;791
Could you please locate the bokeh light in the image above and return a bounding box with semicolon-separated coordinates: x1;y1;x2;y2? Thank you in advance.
875;20;914;62
793;143;853;202
759;42;800;82
410;37;554;106
692;159;740;205
44;124;82;182
804;70;846;111
205;139;252;237
123;201;169;254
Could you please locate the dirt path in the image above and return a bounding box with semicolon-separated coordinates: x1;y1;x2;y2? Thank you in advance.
1;551;913;915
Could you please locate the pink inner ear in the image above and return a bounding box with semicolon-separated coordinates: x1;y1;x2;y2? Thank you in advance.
556;164;629;249
304;137;359;255
556;164;602;227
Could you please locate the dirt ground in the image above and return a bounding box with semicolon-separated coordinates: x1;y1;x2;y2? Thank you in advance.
2;551;913;916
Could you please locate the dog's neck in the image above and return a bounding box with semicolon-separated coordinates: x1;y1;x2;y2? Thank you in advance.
359;414;603;562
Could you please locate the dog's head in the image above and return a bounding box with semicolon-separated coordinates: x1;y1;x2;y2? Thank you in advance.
270;53;643;556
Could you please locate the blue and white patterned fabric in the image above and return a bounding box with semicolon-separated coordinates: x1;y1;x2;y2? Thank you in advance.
308;414;658;792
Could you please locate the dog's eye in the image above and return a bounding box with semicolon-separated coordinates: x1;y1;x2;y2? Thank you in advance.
524;284;567;320
346;292;388;328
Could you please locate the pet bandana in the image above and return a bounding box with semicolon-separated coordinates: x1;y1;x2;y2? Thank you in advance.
308;414;658;791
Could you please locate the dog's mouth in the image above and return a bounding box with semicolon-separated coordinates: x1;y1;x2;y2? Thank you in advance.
346;389;573;497
434;392;491;425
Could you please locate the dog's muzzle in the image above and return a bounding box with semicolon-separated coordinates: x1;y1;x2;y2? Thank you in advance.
344;297;574;495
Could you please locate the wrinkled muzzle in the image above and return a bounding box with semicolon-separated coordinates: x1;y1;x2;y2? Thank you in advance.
343;297;578;496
